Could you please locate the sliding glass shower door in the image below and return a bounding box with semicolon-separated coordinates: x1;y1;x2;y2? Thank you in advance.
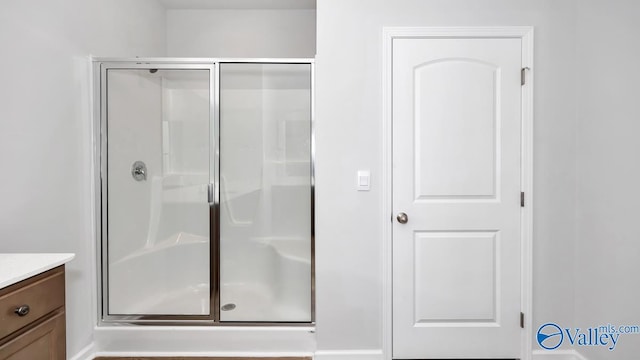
103;66;214;318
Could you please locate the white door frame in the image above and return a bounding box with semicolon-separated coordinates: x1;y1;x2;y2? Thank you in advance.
381;26;534;360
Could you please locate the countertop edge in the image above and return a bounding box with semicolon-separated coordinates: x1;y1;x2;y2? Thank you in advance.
0;253;76;290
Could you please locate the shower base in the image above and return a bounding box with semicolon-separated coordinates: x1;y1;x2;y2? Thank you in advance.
125;282;309;322
220;282;310;322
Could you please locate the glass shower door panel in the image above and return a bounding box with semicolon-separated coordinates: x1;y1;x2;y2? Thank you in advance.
219;63;312;322
106;69;211;316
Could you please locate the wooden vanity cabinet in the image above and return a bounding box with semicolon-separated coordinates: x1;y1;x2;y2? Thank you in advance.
0;266;66;360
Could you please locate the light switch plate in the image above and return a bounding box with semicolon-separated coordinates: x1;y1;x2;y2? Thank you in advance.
357;170;371;191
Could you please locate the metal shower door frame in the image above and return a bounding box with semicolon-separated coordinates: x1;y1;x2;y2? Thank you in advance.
93;58;315;326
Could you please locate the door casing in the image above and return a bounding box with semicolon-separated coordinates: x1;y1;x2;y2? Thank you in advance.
381;26;534;360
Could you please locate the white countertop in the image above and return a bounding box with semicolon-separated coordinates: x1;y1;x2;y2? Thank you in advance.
0;253;75;290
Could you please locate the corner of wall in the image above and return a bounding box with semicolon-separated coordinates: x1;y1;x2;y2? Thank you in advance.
69;342;96;360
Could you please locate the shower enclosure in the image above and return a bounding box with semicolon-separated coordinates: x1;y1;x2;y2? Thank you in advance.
94;59;314;324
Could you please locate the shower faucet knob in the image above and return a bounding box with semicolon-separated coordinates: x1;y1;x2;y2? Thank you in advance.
131;161;147;181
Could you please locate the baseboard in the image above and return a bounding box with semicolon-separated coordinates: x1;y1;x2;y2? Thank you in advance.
94;352;312;360
314;350;383;360
69;342;96;360
532;349;589;360
83;347;596;360
93;351;314;358
93;326;315;353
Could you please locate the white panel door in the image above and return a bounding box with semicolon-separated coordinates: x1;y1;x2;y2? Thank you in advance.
392;38;522;358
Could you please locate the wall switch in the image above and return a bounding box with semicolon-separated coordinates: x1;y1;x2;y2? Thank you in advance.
357;170;371;191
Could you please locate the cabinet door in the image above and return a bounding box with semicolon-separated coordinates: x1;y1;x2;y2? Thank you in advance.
0;311;65;360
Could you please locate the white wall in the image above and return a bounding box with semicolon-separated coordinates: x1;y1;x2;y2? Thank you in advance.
0;0;166;357
575;1;640;359
315;0;578;353
4;1;639;358
166;9;316;58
